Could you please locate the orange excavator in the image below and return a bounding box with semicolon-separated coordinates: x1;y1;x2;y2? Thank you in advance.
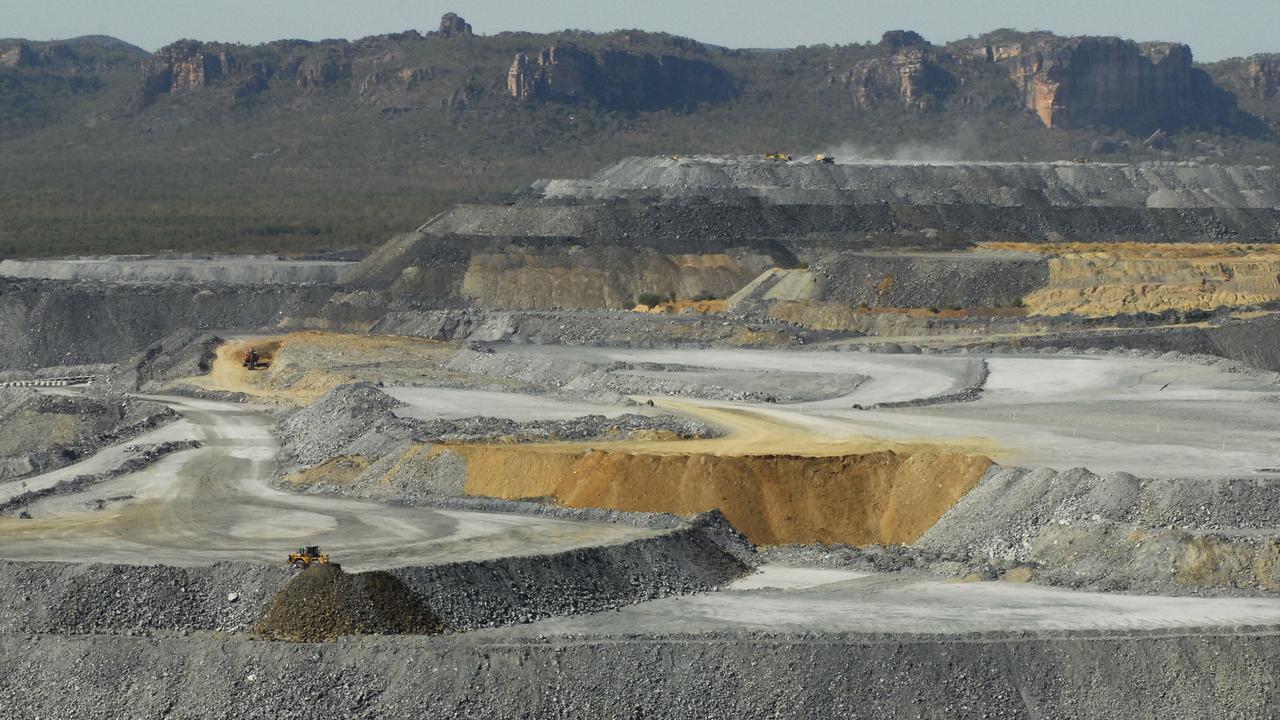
242;347;270;370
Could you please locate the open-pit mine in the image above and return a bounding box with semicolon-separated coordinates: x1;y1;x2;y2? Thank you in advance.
5;156;1280;718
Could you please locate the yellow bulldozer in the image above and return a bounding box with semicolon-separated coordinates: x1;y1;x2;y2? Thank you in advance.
287;545;330;569
765;152;792;162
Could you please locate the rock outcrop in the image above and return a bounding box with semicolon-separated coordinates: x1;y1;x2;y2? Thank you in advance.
437;12;473;38
507;43;734;111
844;33;957;110
296;52;352;90
0;43;37;67
142;41;235;94
983;35;1238;130
1244;55;1280;101
139;41;272;105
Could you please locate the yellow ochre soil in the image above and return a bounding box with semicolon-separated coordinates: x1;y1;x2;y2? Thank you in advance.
453;399;995;547
633;299;730;314
457;445;991;546
981;242;1280;317
184;331;460;405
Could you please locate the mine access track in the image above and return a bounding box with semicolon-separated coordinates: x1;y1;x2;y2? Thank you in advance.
0;375;98;388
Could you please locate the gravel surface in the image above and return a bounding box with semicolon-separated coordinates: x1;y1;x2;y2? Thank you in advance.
0;512;751;636
3;628;1278;718
0;440;200;516
277;382;721;474
0;389;177;483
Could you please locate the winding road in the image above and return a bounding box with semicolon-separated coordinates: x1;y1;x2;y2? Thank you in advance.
0;395;655;570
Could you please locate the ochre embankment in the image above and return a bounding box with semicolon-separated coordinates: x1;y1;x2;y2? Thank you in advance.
981;242;1280;317
187;331;456;404
456;446;992;546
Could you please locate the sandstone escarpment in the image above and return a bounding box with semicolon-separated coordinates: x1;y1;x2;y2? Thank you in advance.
507;42;734;111
844;32;957;111
140;41;272;105
982;34;1238;131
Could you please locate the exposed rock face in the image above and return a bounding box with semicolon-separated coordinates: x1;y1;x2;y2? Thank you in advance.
988;36;1237;130
297;53;352;90
880;30;930;51
138;41;271;106
0;43;37;67
437;12;473;38
142;42;235;95
506;43;734;111
844;35;956;111
1245;56;1280;101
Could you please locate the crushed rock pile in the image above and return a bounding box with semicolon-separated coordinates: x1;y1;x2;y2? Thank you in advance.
911;465;1280;595
0;389;177;482
0;440;201;516
0;561;290;635
444;349;861;404
98;327;221;393
277;382;406;467
277;382;720;479
402;413;718;444
254;563;445;642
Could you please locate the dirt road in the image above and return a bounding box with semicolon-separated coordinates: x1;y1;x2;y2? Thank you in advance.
0;395;655;570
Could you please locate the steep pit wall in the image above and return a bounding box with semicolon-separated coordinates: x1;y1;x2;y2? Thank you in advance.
0;279;333;370
457;446;993;546
460;248;775;309
728;252;1048;321
346;227;795;310
5;629;1279;719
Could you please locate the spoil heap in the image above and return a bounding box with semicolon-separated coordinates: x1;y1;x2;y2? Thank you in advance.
254;563;445;642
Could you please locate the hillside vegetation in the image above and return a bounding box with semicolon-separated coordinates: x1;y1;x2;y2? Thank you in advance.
1;18;1279;257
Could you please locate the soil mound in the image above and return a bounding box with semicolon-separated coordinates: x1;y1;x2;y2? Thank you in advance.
254;563;445;642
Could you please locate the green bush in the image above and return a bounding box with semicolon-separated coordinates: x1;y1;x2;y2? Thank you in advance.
637;292;663;307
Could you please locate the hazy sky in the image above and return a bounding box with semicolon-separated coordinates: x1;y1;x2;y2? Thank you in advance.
1;0;1274;61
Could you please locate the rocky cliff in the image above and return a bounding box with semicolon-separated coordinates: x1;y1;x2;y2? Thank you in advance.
979;34;1239;130
139;40;274;104
507;42;735;111
842;33;957;110
1208;54;1280;123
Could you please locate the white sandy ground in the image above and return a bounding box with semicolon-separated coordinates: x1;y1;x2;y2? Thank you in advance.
0;395;656;570
395;348;1280;477
511;564;1280;635
384;387;646;421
